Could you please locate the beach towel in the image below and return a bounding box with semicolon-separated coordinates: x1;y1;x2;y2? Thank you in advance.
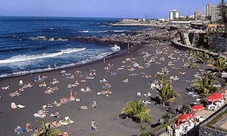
14;126;24;134
33;113;46;118
17;104;25;109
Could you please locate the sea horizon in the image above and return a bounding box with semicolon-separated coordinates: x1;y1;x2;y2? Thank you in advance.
0;15;158;20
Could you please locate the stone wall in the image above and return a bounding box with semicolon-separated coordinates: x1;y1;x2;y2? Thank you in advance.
210;37;227;52
171;40;226;58
199;106;227;136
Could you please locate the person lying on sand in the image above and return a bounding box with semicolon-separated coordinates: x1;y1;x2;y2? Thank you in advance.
50;78;59;85
52;120;62;128
91;101;97;108
54;101;61;107
2;85;10;90
39;82;47;87
25;123;33;132
24;82;33;88
79;106;88;110
9;90;21;97
49;111;61;118
122;78;129;83
60;97;69;104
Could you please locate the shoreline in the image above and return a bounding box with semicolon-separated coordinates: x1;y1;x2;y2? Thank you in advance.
0;43;142;81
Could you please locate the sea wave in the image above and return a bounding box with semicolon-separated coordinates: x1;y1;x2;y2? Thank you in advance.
79;30;89;33
110;45;121;52
0;48;86;64
0;46;121;78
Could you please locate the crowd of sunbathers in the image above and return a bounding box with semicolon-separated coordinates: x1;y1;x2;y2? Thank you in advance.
67;80;80;88
14;115;73;135
14;104;74;135
7;81;33;97
97;78;112;97
44;86;59;94
46;90;79;108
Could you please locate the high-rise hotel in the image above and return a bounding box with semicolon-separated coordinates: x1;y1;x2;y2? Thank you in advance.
205;3;219;21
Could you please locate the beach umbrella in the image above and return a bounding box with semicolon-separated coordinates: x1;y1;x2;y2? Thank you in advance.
191;104;204;112
177;113;193;127
179;113;193;122
206;96;218;102
206;93;223;102
212;92;223;99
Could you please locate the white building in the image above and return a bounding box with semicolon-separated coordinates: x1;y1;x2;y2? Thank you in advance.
169;9;180;21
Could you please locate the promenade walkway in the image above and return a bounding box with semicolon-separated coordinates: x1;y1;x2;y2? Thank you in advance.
194;110;214;119
221;122;227;129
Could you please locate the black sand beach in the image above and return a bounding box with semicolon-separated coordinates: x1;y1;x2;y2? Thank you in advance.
0;42;206;136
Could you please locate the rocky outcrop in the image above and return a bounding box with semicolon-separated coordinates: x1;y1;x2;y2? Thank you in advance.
72;28;173;48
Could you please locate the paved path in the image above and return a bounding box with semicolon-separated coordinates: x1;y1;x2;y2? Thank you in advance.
194;110;214;118
159;132;169;136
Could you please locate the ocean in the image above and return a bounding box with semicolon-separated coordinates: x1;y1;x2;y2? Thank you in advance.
0;16;146;78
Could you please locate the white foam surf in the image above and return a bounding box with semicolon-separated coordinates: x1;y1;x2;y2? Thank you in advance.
0;48;86;64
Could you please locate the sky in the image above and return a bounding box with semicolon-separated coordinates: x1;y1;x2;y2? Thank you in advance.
0;0;220;19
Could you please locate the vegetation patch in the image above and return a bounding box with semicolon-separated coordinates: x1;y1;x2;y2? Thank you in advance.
205;109;227;132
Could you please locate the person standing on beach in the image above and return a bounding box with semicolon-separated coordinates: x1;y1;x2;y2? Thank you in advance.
90;121;97;131
54;62;57;70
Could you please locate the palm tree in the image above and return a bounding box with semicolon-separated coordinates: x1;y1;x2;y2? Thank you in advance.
156;82;179;107
161;112;172;125
195;51;210;64
189;49;197;56
205;71;217;82
193;77;210;94
207;57;227;73
180;104;190;114
33;121;61;136
193;73;219;94
156;73;170;85
139;125;149;136
184;57;199;68
217;0;227;28
122;100;151;123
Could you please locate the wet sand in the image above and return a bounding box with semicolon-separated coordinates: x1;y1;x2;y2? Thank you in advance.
0;42;206;136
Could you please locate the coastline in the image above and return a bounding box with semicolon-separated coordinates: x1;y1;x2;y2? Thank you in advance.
0;42;140;80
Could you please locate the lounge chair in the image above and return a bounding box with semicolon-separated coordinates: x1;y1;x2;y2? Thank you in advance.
142;100;151;105
17;104;25;109
99;78;108;83
33;113;46;118
9;91;21;97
